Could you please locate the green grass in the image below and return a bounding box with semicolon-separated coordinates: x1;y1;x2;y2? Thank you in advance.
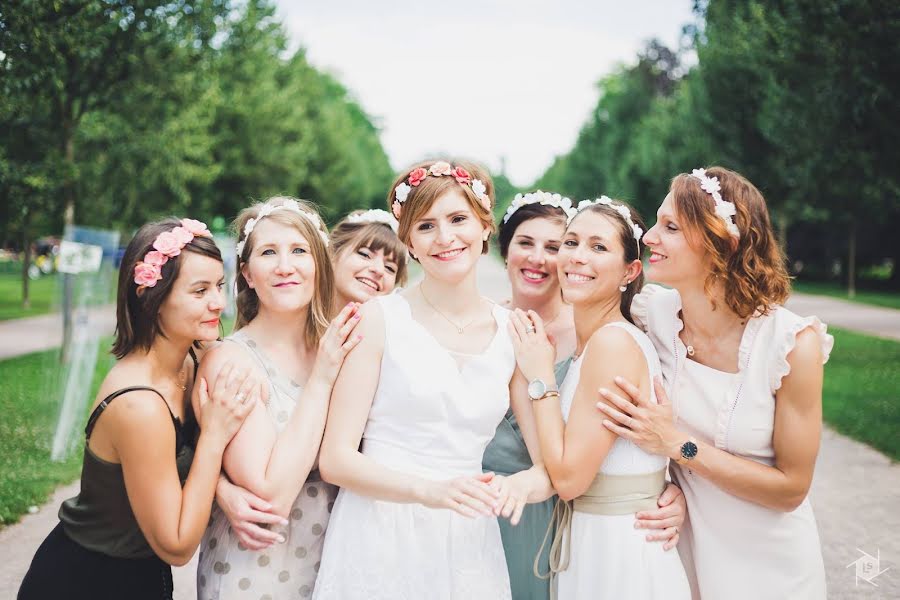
0;273;59;321
822;327;900;461
0;343;115;525
793;280;900;310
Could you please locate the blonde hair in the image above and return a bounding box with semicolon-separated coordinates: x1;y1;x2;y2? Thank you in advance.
329;211;410;287
232;197;334;347
387;159;496;259
670;167;791;318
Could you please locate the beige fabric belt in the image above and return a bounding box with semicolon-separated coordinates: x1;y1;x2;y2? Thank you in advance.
534;469;666;598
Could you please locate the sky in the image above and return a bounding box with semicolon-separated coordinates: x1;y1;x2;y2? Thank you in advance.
273;1;696;186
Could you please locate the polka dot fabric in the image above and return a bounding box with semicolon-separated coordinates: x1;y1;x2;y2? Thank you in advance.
197;330;338;599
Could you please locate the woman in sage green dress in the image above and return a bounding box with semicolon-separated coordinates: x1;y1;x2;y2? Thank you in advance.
484;191;687;599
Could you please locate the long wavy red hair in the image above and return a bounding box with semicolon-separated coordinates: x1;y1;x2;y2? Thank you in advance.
670;166;790;318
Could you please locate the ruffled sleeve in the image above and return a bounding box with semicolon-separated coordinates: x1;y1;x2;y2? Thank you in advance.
630;283;670;333
770;309;835;392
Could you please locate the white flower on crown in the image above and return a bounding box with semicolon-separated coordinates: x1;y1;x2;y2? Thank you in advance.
569;196;643;242
690;168;739;238
395;182;411;204
472;179;488;202
503;190;575;224
236;200;329;256
346;209;399;233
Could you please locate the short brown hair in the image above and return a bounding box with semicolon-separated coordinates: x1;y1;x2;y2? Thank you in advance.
329;212;409;287
569;200;646;324
388;159;496;259
670;166;790;318
232;197;334;347
112;218;223;359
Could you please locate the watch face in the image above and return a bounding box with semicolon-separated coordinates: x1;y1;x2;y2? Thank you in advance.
528;379;547;400
681;441;698;460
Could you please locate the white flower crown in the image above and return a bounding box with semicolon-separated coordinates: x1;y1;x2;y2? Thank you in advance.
502;190;577;224
345;209;399;233
569;196;643;253
236;199;329;257
689;168;740;238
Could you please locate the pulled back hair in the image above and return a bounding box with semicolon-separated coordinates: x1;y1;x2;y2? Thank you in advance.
569;201;646;324
498;202;568;260
388;159;496;259
670;166;790;318
112;218;223;359
329;212;409;287
232;197;333;348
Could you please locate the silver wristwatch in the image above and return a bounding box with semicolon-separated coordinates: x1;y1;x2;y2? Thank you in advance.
527;378;559;401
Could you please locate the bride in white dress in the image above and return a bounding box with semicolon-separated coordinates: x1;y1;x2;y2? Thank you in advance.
509;198;689;599
313;160;554;599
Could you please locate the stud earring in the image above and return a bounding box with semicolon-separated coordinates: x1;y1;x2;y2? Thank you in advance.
619;282;628;292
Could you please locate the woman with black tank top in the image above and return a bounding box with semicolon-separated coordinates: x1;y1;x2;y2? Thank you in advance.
19;217;258;600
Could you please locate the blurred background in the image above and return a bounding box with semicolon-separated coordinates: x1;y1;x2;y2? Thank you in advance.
1;0;898;596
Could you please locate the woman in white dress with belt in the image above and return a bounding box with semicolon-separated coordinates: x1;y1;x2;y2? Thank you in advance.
508;198;690;599
314;160;554;599
597;167;830;599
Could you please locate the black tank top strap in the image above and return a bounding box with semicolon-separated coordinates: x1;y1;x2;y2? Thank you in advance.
84;386;179;441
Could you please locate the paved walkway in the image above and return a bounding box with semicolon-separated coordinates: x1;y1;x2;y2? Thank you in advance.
786;293;900;341
1;259;898;597
0;304;116;360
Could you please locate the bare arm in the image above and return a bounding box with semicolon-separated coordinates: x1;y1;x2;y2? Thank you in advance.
116;370;253;565
600;327;824;512
196;304;361;517
318;301;499;516
539;328;644;501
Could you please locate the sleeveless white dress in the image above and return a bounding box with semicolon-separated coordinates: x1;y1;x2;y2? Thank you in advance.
557;321;690;599
633;285;830;600
313;293;516;599
198;330;338;599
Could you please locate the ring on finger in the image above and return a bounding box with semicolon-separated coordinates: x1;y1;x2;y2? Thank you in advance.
236;393;247;403
526;325;536;333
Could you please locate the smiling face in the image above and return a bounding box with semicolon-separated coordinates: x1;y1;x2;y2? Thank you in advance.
333;243;399;303
643;193;709;287
407;188;489;283
241;218;316;315
156;250;226;344
505;215;566;302
558;210;642;307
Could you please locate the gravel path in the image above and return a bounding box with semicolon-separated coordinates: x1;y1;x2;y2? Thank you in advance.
2;257;897;597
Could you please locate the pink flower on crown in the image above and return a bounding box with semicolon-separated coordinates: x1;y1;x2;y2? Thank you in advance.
392;200;403;219
181;218;211;237
134;262;162;288
143;251;168;266
429;161;452;177
453;167;472;184
153;231;183;257
408;168;428;187
171;226;193;245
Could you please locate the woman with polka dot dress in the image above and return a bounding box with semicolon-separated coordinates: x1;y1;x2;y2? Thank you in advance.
195;198;362;599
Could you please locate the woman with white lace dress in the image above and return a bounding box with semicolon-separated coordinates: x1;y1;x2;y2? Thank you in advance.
509;198;690;599
194;197;361;599
313;160;555;599
597;167;829;599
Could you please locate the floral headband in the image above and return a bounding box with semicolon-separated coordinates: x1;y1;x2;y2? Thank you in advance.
134;218;212;289
503;190;576;224
569;196;643;253
236;199;329;257
392;161;491;219
345;209;399;233
689;168;739;238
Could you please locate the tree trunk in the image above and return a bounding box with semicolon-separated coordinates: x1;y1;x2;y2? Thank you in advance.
847;219;856;299
21;208;32;310
777;212;789;261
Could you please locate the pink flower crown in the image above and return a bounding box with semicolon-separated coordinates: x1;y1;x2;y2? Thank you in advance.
133;218;212;289
391;161;492;219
